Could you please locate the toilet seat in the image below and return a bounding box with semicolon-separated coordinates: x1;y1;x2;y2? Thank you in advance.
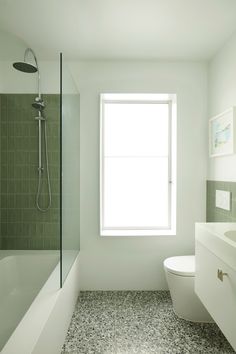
164;255;195;277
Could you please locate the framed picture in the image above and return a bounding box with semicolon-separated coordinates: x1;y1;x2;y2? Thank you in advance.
209;107;236;157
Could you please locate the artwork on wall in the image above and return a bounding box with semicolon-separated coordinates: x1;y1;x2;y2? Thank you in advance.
209;107;236;157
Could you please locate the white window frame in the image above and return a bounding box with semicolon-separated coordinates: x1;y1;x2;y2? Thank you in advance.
100;93;176;236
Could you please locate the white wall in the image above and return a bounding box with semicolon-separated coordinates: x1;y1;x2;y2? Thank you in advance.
0;29;59;94
0;61;59;94
0;30;27;60
208;31;236;181
70;60;208;290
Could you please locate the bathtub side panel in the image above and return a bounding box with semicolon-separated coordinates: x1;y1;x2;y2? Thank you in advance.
0;253;59;354
32;255;80;354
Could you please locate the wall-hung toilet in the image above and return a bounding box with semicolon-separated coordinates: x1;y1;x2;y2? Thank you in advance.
164;255;212;322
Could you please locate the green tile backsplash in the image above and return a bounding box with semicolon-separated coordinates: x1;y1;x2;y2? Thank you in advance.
207;180;236;222
0;94;60;250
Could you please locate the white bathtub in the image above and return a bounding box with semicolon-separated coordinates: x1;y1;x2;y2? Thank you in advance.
0;250;80;354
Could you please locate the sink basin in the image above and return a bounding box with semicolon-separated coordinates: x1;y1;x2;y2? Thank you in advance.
224;230;236;242
195;222;236;271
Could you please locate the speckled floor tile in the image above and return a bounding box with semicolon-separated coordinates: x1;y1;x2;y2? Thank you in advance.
61;291;235;354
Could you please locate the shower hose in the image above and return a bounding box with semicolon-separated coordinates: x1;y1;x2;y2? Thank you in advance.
36;120;52;212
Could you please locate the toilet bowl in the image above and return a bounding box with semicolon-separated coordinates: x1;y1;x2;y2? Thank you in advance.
164;255;213;322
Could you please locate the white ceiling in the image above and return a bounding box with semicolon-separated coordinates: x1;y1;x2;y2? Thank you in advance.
1;0;236;60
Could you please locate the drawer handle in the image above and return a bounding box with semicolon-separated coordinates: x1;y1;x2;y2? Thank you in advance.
217;269;228;282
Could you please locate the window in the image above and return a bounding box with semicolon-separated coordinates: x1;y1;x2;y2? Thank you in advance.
100;94;176;236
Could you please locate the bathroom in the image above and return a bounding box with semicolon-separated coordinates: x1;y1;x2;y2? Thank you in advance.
0;1;236;353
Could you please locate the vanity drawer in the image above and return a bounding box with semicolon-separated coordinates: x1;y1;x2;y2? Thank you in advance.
195;241;236;351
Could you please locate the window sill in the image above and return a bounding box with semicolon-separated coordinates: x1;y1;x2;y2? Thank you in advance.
100;229;176;237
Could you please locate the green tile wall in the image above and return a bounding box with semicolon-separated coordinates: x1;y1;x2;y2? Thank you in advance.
0;94;60;250
207;180;236;222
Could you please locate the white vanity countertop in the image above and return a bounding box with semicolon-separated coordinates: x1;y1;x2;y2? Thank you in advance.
195;222;236;271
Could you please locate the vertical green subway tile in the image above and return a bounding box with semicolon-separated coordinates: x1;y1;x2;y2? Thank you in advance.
1;93;60;250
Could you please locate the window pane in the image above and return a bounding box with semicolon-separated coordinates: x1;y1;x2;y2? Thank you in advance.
104;103;169;157
103;157;169;228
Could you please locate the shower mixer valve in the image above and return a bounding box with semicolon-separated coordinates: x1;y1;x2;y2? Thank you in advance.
35;116;45;121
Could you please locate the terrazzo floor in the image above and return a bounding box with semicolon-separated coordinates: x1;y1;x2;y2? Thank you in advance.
61;291;235;354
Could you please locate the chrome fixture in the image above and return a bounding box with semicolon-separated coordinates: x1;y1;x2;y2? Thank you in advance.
13;48;51;212
217;269;228;282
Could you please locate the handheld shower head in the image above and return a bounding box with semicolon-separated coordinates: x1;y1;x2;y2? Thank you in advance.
32;97;45;111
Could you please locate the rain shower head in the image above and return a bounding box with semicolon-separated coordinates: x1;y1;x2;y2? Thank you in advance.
12;47;41;99
12;48;39;73
13;61;38;73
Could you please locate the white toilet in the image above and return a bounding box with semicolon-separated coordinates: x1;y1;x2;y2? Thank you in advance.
164;255;213;322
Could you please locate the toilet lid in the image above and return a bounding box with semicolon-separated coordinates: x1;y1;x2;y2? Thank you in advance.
164;255;195;276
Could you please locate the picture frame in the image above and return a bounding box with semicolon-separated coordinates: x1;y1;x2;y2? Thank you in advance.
209;107;236;157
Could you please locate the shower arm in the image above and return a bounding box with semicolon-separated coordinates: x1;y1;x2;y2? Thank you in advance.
24;48;41;99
